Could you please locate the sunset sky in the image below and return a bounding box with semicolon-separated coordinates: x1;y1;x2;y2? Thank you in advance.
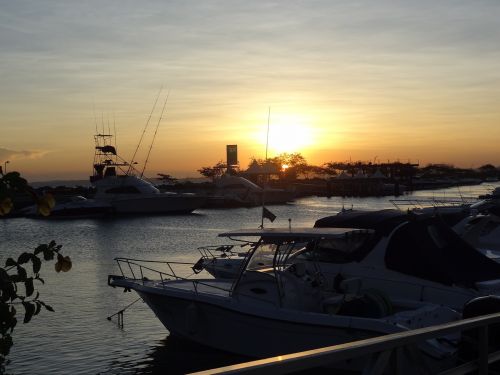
1;1;500;181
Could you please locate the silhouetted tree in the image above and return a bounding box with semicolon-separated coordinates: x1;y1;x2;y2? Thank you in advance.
197;161;227;182
157;173;178;185
248;153;308;181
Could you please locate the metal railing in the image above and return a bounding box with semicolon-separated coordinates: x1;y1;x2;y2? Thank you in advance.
114;257;234;296
390;198;477;210
188;312;500;375
197;243;253;260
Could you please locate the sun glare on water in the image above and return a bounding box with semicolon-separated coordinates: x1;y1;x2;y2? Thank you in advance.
261;114;315;155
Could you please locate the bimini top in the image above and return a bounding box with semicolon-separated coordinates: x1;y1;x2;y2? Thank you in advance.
218;227;374;239
314;209;408;234
314;208;470;235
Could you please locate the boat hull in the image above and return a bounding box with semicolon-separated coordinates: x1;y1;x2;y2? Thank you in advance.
107;195;205;214
138;290;388;358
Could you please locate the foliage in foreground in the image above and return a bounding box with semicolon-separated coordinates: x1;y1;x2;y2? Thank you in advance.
0;171;71;373
0;241;72;371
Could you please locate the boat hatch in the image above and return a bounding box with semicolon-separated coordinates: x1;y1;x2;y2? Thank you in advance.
218;227;374;240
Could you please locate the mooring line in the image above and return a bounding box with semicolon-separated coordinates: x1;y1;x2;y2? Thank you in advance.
107;297;142;328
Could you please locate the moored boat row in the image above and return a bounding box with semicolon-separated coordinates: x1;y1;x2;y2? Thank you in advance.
107;188;500;372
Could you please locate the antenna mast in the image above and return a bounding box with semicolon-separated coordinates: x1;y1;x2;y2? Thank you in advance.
127;86;163;174
261;107;271;228
141;91;170;178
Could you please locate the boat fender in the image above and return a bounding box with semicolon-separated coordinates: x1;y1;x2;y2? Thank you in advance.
185;302;199;334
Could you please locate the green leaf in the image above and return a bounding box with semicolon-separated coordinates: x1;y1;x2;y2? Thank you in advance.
0;268;10;282
16;266;27;282
17;252;32;265
0;335;13;357
34;302;42;316
5;258;16;268
9;273;21;283
44;304;54;312
35;276;45;284
22;302;35;323
0;303;12;324
43;249;54;261
1;281;16;302
25;278;34;297
32;256;41;274
34;244;47;255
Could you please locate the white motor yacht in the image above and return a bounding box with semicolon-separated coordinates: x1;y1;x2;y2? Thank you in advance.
90;133;205;214
19;195;113;218
451;198;500;258
205;174;294;208
196;211;500;311
109;227;463;369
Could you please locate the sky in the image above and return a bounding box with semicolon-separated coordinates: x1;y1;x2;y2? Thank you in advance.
1;1;500;181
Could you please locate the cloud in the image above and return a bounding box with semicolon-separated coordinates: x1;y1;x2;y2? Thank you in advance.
0;148;49;161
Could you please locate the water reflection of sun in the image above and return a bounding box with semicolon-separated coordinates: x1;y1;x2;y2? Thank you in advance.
257;114;315;154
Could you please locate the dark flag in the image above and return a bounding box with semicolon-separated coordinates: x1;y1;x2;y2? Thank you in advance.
262;207;277;222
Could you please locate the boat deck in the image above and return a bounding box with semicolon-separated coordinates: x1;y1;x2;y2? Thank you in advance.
139;278;234;298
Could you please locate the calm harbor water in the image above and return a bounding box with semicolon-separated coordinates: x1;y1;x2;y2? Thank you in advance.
0;183;498;374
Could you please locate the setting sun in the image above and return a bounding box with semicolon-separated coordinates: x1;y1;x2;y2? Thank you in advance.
255;114;315;156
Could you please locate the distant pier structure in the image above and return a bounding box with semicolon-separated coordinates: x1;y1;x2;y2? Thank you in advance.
226;144;238;174
326;161;419;197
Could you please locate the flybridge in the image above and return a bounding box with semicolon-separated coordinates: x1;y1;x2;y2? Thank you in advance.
91;87;170;183
90;133;134;183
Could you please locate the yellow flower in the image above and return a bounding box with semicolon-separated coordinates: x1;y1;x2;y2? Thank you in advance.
44;193;56;209
37;193;56;216
55;256;72;273
0;198;13;216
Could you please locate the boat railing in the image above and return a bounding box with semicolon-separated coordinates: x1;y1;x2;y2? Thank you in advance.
113;257;234;296
189;311;500;375
197;243;253;260
390;197;478;210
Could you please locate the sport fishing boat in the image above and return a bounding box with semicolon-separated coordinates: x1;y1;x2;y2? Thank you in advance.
18;195;113;218
108;227;464;369
90;133;205;214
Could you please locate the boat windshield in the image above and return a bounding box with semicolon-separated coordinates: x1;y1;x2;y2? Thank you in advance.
246;242;277;270
246;240;309;271
292;232;375;263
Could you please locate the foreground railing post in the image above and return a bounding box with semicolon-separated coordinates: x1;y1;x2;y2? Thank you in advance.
478;325;488;375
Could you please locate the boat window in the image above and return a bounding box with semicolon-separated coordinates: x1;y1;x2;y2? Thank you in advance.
385;219;500;287
105;186;141;194
482;221;500;236
246;243;277;270
427;225;447;249
293;233;374;263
